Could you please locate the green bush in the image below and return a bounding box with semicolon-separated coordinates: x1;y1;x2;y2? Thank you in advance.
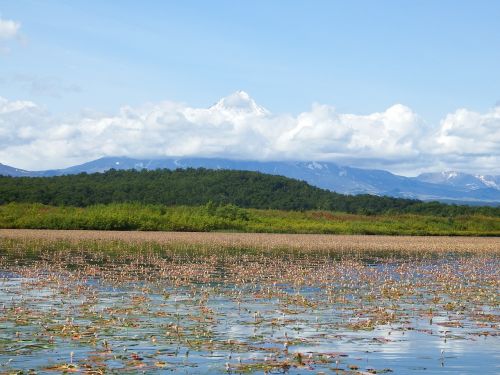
0;203;499;236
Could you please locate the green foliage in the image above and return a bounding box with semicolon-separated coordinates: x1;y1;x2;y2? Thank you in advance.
204;201;249;221
0;168;498;217
0;203;498;236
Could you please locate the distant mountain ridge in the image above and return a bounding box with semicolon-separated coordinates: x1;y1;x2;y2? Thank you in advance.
0;163;34;177
416;171;500;190
1;157;499;205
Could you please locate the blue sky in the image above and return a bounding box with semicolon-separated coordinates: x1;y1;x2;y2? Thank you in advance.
0;0;499;174
2;0;499;119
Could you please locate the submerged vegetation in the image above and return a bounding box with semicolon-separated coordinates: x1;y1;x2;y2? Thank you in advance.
0;237;498;373
0;202;499;236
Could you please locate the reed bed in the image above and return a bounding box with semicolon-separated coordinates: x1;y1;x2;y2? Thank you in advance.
0;233;498;373
0;229;499;253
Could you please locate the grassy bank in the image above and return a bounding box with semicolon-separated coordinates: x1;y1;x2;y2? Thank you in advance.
1;202;499;236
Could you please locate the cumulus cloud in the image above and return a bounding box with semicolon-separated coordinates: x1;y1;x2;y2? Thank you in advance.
0;91;498;176
0;17;20;40
275;103;424;162
0;97;40;145
429;106;500;173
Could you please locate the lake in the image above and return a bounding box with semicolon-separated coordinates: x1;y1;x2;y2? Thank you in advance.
0;234;498;374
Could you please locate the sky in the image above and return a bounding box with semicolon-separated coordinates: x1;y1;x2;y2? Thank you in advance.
0;0;499;176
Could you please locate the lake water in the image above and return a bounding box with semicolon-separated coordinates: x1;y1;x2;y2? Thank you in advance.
0;244;498;374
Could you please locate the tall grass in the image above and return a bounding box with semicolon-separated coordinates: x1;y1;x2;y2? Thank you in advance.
0;202;499;236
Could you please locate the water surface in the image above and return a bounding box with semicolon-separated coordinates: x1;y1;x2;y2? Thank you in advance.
0;242;498;374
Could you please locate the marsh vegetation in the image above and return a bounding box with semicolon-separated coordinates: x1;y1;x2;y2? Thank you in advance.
0;233;498;373
1;203;499;236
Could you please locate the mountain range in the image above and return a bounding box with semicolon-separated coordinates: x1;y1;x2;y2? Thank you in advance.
1;157;499;205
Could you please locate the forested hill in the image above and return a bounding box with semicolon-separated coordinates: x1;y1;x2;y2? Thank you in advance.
0;168;498;216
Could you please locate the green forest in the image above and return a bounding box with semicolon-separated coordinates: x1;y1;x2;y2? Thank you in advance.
0;168;499;216
1;169;499;235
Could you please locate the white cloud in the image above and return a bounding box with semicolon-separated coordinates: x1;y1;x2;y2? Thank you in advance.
0;17;20;40
0;97;41;146
275;103;424;162
0;92;498;176
436;107;500;154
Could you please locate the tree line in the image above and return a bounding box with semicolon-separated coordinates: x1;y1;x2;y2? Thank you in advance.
0;168;498;216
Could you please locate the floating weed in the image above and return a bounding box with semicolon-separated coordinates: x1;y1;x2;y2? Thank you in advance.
0;236;498;373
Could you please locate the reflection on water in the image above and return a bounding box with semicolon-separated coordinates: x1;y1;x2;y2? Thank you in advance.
0;243;498;374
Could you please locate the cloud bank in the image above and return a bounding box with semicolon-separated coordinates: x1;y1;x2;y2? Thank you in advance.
0;91;499;176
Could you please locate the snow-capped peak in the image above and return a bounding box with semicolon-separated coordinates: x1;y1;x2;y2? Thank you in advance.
210;91;269;116
306;161;325;170
442;171;458;180
475;175;500;189
417;170;500;191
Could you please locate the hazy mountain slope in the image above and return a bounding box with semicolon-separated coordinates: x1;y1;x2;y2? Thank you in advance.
416;171;500;190
0;163;39;177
